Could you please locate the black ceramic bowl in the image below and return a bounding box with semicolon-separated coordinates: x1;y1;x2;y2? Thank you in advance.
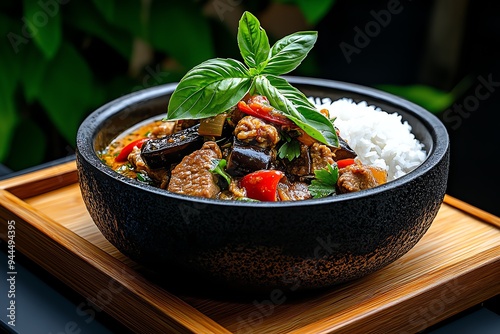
76;77;449;291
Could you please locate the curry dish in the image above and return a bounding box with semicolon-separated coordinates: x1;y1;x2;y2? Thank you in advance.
99;95;387;201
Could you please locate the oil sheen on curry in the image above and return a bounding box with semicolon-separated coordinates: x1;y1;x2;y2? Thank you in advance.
100;95;387;202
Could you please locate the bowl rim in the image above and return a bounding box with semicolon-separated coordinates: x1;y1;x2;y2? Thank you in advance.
76;76;449;208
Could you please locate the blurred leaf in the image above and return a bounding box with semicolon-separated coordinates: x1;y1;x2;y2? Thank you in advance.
0;15;20;162
276;0;336;25
4;118;46;170
377;84;453;113
91;0;115;22
0;90;18;163
65;2;132;59
104;74;142;100
0;18;21;94
37;42;104;145
22;0;62;59
148;1;215;69
111;0;144;37
21;44;49;102
377;78;473;114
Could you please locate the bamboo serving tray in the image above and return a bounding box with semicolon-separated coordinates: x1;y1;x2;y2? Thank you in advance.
0;161;499;333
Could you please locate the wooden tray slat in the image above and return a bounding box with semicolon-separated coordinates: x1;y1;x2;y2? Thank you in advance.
0;161;499;333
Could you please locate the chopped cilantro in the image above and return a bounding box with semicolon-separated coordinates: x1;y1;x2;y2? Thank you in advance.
308;163;339;198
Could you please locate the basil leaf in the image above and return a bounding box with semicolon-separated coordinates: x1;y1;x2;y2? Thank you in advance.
237;11;270;72
254;75;339;147
167;58;252;120
262;31;317;75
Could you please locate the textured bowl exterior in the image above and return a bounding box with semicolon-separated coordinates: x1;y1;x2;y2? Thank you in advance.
76;77;449;291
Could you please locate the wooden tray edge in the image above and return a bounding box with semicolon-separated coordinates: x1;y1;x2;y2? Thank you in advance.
443;195;500;228
290;248;500;333
0;161;78;200
1;162;499;334
0;189;231;334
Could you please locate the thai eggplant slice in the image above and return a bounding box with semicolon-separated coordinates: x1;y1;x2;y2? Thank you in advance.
141;124;203;169
332;135;357;161
226;138;273;177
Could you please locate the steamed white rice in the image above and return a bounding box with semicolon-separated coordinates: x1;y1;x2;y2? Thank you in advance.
310;97;426;181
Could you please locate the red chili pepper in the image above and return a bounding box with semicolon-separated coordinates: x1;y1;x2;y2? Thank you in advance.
115;138;148;162
240;170;284;202
336;158;356;168
237;101;294;126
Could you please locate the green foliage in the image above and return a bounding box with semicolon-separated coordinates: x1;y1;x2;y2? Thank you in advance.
377;77;473;114
91;0;115;23
38;42;104;144
22;0;62;59
148;1;215;70
0;15;20;162
276;0;336;25
0;0;335;171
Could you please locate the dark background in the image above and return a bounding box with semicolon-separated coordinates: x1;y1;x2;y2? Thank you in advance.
313;0;499;216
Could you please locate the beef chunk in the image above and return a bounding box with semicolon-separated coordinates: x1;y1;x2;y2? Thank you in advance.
337;164;387;193
149;121;176;139
234;116;280;149
167;141;222;198
278;179;311;201
128;146;148;173
310;143;334;171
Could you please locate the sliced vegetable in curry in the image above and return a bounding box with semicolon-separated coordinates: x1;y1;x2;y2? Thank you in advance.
99;11;387;202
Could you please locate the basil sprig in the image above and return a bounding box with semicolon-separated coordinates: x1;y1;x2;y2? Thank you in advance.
166;11;338;147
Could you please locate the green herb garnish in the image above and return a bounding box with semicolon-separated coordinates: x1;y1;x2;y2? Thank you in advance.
165;11;338;147
116;163;133;174
136;172;152;184
278;133;301;161
308;163;339;198
209;158;232;185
